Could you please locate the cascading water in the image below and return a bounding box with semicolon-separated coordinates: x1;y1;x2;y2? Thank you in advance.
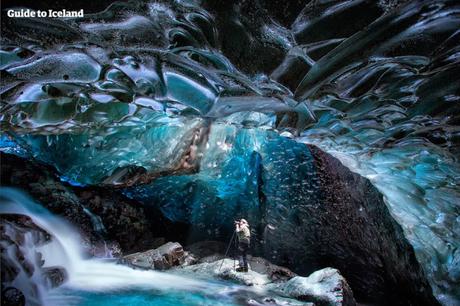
0;188;257;306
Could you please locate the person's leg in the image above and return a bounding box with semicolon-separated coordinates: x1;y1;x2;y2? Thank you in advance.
237;243;245;271
241;242;249;271
242;246;248;271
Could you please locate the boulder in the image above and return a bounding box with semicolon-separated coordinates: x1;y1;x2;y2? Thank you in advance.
175;257;355;305
123;242;185;270
43;267;67;288
1;287;25;306
266;268;356;306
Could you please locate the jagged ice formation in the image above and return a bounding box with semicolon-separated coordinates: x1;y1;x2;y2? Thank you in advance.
1;0;459;305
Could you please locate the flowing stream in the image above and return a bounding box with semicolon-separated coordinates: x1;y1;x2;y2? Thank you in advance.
0;188;269;306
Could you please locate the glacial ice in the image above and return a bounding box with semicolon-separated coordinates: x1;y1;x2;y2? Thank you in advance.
1;0;459;304
123;122;315;239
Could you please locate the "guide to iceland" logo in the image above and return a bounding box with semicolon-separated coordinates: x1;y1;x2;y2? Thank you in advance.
7;8;84;18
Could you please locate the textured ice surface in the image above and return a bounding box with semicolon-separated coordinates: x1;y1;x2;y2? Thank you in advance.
1;0;459;304
124;122;314;240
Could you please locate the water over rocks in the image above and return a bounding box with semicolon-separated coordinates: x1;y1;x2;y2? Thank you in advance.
0;152;188;256
0;210;356;306
0;214;67;305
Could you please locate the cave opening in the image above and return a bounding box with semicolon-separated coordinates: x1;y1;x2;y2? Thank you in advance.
1;0;459;305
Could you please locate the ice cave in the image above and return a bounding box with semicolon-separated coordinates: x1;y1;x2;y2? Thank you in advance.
0;0;459;305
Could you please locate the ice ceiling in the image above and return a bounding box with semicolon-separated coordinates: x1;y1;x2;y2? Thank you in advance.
1;0;459;304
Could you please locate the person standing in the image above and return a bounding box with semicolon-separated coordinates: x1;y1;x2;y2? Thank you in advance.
235;218;250;272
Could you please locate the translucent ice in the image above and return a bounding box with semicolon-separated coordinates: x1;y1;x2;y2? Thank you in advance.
1;0;459;304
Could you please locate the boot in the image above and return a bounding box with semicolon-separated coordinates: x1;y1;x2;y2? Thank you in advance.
236;267;245;272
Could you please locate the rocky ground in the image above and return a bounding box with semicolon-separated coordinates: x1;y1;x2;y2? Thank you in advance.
122;240;356;306
1;212;356;306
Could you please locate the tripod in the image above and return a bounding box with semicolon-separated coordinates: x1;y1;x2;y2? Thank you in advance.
219;230;237;271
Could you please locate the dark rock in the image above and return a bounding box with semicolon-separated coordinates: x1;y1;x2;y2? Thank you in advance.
1;214;51;283
73;187;162;254
0;153;188;255
43;267;67;288
1;287;25;306
1;256;19;283
1;214;51;246
258;145;438;306
1;214;68;305
123;242;186;270
0;153;97;247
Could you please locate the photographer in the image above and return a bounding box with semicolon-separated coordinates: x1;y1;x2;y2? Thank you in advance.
234;219;250;272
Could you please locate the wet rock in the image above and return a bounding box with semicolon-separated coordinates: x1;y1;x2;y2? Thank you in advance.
267;268;356;306
0;153;99;249
1;287;25;306
123;242;185;270
0;214;51;246
43;267;67;288
73;187;162;254
175;256;352;305
176;250;296;284
155;242;186;268
181;252;198;267
1;256;19;283
0;153;188;255
0;214;68;305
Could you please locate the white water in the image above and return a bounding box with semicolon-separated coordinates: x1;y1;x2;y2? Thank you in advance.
0;188;226;305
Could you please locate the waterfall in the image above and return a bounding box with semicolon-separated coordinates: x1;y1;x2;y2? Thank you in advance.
82;207;107;235
0;188;223;306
